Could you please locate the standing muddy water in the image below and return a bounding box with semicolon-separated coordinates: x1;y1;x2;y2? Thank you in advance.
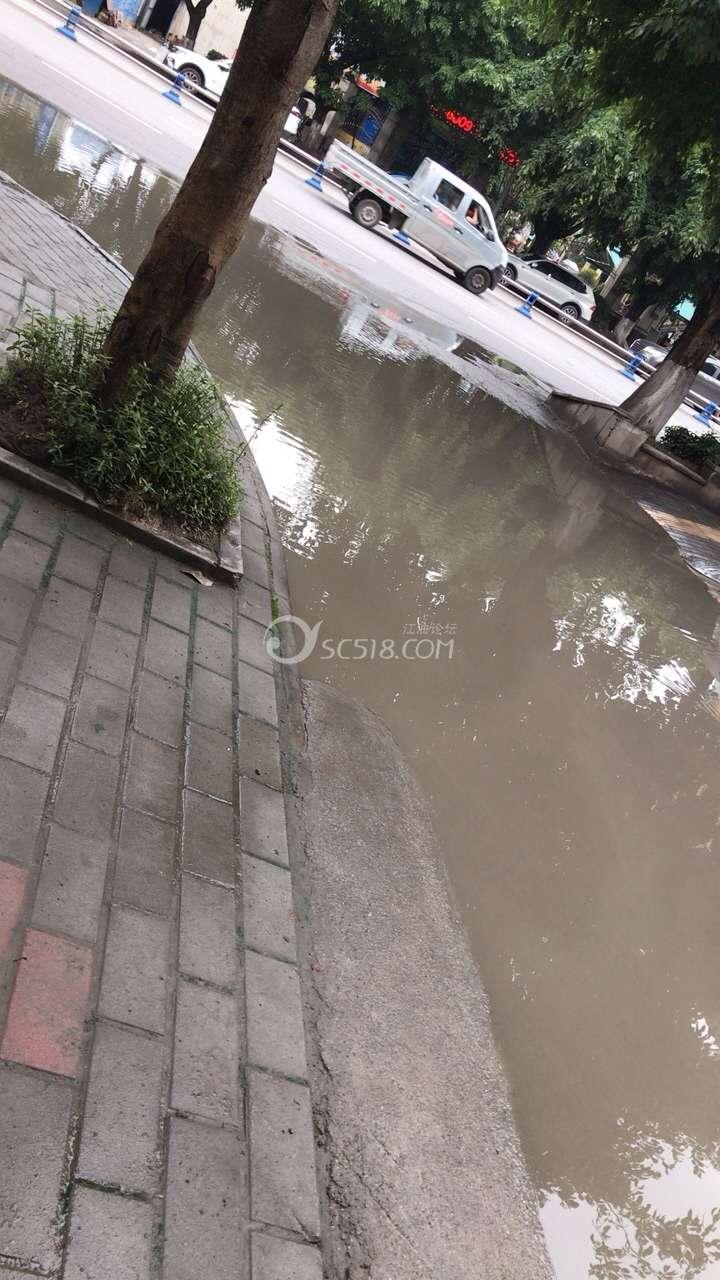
4;76;720;1279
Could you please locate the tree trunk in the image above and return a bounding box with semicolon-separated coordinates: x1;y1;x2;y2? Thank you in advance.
100;0;338;403
184;0;211;48
622;278;720;437
529;209;568;258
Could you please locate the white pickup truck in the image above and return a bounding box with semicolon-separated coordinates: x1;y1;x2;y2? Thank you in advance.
325;141;507;295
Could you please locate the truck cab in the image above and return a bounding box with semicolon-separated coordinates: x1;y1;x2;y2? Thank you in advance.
403;160;505;292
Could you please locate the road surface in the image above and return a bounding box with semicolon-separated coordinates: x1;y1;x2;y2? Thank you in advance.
0;0;705;429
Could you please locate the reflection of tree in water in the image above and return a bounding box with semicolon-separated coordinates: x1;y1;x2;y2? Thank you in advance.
549;1125;720;1280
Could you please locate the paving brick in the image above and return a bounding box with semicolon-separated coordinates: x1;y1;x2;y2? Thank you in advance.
108;541;152;587
12;493;64;545
87;621;139;690
0;1064;73;1272
183;790;235;885
240;777;288;866
242;545;270;590
78;1021;163;1192
125;732;179;822
186;722;233;802
179;874;236;988
0;633;16;690
144;618;188;684
0;860;26;967
0;573;35;642
32;824;108;942
54;742;120;839
164;1115;245;1280
151;577;192;631
196;582;234;630
194;617;232;677
154;553;193;586
100;905;169;1033
0;757;49;864
54;532;106;589
19;623;82;697
191;664;232;734
248;1070;319;1234
66;512;118;548
134;669;184;747
238;714;282;791
237;660;277;726
115;807;175;915
240;519;266;557
0;683;66;772
99;575;145;634
0;530;51;587
242;856;296;963
38;577;93;638
251;1234;323;1280
73;676;129;757
236;613;273;674
1;928;92;1076
237;577;272;627
171;978;238;1122
64;1185;153;1280
246;950;307;1081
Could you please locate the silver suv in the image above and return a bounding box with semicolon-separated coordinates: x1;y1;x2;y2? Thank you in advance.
504;255;596;322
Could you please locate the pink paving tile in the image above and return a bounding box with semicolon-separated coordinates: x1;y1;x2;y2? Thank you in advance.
0;860;26;963
1;929;93;1076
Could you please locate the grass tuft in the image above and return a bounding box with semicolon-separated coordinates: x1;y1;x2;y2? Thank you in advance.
0;312;242;535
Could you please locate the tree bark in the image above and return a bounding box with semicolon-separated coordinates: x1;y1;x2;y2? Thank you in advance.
184;0;212;48
100;0;338;403
528;210;569;258
622;278;720;437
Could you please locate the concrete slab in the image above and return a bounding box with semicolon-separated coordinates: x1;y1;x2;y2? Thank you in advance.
297;680;553;1280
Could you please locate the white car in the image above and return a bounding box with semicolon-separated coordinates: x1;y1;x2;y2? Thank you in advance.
164;49;305;136
165;48;231;96
504;254;596;322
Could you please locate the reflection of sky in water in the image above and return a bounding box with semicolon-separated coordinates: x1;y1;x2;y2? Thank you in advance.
544;1141;720;1280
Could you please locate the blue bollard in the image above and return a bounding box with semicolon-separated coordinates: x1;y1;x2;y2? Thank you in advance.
394;227;411;246
695;400;718;425
516;290;538;319
163;72;185;106
620;353;643;381
305;161;325;191
57;5;81;39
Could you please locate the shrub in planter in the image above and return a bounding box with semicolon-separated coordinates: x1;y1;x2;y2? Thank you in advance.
0;312;242;536
658;425;720;475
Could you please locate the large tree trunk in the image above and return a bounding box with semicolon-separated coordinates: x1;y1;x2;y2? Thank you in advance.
100;0;338;403
622;278;720;437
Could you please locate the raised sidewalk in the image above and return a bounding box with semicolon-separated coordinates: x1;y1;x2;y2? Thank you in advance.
0;173;322;1279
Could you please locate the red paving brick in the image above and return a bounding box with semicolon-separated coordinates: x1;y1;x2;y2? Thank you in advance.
1;929;93;1076
0;860;26;963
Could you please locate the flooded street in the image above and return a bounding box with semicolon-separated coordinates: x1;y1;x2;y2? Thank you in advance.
4;75;720;1278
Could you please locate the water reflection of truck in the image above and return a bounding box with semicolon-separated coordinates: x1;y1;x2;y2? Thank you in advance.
324;141;507;296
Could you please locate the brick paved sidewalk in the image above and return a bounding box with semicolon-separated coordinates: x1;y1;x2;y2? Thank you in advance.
0;179;322;1278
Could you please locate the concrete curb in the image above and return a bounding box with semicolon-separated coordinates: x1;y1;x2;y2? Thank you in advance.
0;447;244;584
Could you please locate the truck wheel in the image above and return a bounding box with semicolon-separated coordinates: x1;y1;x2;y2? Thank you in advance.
463;266;491;295
351;197;383;229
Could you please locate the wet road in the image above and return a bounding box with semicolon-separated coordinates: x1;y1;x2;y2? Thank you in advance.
3;81;720;1280
2;0;712;434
